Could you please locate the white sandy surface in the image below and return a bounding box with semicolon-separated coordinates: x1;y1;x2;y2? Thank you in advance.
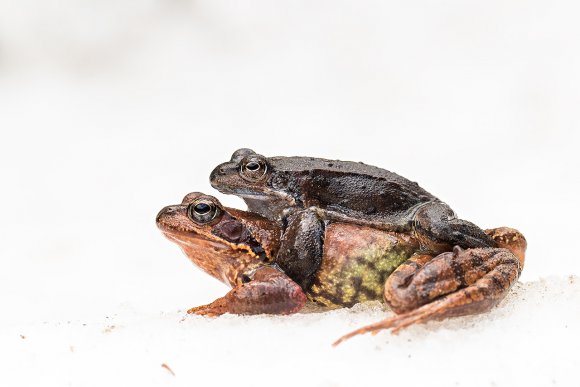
4;278;579;387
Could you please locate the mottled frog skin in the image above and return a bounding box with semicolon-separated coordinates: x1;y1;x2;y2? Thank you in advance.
210;149;437;227
210;149;498;292
157;192;526;344
309;223;423;307
210;149;495;248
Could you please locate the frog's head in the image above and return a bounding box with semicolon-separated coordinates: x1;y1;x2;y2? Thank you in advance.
210;149;297;218
156;192;280;287
210;149;272;196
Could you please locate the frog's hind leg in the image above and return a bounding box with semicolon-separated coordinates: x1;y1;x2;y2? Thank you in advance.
333;244;523;346
485;226;527;268
384;226;527;314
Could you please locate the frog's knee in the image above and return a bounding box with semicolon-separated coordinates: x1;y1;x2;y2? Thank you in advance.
485;227;527;268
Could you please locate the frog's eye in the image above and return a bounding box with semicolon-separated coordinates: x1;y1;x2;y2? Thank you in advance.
187;200;220;223
240;156;268;182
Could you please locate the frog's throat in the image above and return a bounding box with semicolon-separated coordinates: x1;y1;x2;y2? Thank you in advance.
161;229;264;286
231;189;296;206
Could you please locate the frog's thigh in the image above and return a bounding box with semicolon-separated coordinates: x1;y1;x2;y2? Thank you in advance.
382;254;436;313
414;202;494;248
334;247;521;345
384;247;521;315
275;209;324;289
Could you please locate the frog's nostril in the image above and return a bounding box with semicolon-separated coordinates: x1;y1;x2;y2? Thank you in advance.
156;205;177;223
210;166;226;182
214;166;226;175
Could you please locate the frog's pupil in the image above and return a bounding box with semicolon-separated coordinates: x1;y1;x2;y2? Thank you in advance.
194;203;211;214
246;162;260;171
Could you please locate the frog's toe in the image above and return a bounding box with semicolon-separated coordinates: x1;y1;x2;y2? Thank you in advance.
186;304;222;317
186;306;205;315
333;304;444;346
332;316;400;346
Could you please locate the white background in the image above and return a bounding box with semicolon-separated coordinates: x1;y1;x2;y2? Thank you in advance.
1;1;579;386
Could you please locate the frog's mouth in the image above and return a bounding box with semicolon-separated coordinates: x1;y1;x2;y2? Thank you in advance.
220;190;296;212
157;224;234;252
210;164;294;204
211;186;270;198
158;223;262;287
158;221;265;260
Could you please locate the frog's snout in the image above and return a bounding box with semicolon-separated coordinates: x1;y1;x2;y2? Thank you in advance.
156;205;180;225
210;162;238;190
210;164;227;180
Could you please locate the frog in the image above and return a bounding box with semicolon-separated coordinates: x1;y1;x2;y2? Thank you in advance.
156;192;526;344
209;149;497;286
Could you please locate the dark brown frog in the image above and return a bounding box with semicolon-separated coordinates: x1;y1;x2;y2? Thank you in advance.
210;149;496;290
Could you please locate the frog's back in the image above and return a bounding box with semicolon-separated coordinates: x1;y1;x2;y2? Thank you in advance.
270;157;438;225
307;223;421;307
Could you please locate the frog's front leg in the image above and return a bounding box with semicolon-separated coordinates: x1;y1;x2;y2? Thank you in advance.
274;208;324;289
187;267;307;316
333;228;526;345
414;202;495;248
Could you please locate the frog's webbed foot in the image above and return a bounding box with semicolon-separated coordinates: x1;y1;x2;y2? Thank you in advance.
333;239;524;346
187;267;307;316
414;202;495;248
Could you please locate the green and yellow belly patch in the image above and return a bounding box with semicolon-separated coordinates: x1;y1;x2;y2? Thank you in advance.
308;223;420;307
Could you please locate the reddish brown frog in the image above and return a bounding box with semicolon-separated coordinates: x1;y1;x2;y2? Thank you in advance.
156;192;526;344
